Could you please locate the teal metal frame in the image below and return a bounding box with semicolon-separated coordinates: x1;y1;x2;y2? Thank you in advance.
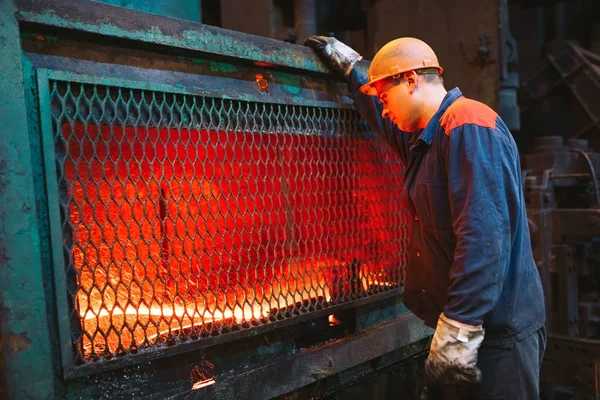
37;69;75;382
1;2;59;399
35;67;403;379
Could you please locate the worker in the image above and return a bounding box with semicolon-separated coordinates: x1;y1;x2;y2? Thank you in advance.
304;36;547;398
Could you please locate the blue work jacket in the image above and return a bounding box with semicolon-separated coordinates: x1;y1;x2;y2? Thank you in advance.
349;69;545;344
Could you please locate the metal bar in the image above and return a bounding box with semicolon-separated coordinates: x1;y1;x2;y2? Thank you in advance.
0;328;6;400
173;313;432;400
573;119;600;139
66;289;403;379
37;69;76;377
42;67;355;110
521;56;584;100
552;245;579;337
569;42;600;66
547;55;598;125
14;0;369;76
0;1;58;397
293;0;317;45
527;207;554;330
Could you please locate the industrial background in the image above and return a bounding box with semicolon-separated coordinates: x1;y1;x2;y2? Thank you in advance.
0;0;599;399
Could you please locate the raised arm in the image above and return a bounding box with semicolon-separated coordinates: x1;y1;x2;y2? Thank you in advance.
304;36;410;167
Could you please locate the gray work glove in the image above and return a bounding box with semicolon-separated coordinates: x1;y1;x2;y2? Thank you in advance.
303;36;363;78
424;313;485;385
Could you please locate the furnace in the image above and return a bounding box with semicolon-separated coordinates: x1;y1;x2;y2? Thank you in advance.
0;1;432;398
46;77;406;362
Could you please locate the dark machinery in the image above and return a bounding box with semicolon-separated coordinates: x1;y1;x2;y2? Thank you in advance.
523;136;600;398
520;40;600;399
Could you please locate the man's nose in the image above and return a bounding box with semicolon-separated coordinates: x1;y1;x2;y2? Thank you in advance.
382;108;390;119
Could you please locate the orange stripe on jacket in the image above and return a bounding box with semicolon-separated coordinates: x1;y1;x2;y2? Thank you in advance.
439;97;498;136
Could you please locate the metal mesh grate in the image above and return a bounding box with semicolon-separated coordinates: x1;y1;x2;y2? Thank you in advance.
47;79;410;363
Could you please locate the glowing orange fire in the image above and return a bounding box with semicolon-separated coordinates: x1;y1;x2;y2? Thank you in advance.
63;124;406;359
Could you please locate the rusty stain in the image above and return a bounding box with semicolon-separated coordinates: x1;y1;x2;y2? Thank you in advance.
6;331;32;356
254;61;273;67
255;74;269;93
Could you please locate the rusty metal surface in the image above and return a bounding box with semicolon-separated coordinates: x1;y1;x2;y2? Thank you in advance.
0;1;60;399
541;334;600;397
61;308;431;399
176;314;431;400
20;34;355;110
14;0;370;76
276;351;428;400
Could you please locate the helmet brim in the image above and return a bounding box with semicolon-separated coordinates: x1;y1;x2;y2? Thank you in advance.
359;75;389;96
359;82;378;96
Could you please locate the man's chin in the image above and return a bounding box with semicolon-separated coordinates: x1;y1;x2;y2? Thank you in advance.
395;122;408;131
396;121;417;133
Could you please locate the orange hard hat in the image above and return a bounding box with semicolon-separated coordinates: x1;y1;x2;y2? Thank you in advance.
360;37;443;96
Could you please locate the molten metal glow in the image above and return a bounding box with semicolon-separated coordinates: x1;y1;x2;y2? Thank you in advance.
192;379;216;390
65;125;405;359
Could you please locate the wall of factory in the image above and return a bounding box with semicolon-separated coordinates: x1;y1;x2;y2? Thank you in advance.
366;0;500;110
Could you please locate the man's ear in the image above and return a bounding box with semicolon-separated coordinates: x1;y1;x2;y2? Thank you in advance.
404;71;417;93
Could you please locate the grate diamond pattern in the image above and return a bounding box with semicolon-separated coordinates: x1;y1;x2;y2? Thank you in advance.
47;80;410;363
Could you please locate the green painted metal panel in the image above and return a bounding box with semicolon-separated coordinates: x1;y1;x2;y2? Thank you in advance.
14;0;370;77
96;0;201;23
42;69;353;110
0;1;59;399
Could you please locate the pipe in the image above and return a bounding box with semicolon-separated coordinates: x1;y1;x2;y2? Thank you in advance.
294;0;317;44
553;1;565;41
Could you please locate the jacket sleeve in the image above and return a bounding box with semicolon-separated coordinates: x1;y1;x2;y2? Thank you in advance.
347;69;411;167
442;123;516;326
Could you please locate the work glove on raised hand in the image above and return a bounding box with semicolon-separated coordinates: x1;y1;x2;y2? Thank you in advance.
424;313;485;385
303;36;362;78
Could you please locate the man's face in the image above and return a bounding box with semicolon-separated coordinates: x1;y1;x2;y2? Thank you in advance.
374;76;418;132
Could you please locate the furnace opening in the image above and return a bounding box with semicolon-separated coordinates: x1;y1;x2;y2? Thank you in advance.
48;80;408;362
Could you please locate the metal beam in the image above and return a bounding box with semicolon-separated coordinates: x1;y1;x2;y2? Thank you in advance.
178;313;431;400
0;1;58;399
14;0;369;76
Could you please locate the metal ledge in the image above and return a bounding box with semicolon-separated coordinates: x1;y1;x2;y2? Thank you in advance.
173;313;431;400
15;0;370;76
65;289;405;379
